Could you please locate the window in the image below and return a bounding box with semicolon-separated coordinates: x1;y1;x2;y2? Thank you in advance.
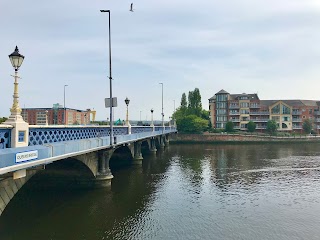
282;105;291;114
309;109;313;114
240;102;249;108
216;94;227;102
272;116;280;122
271;104;280;114
240;109;250;114
216;102;226;109
216;109;226;115
282;116;290;121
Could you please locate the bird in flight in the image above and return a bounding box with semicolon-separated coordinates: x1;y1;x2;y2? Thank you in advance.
130;3;134;12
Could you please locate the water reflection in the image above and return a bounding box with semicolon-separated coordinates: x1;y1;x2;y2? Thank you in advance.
1;143;320;240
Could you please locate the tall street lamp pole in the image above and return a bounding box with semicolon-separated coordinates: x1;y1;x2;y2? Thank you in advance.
64;84;68;125
8;46;24;119
159;83;164;128
100;9;113;145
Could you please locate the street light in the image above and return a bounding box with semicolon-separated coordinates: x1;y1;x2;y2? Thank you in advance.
150;109;154;126
8;46;24;118
125;97;130;125
100;9;114;145
159;83;164;128
64;84;68;125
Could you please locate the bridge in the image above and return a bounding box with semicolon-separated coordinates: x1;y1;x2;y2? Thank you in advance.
0;123;176;216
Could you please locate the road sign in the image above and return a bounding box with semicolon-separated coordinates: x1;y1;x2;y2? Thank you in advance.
105;97;118;108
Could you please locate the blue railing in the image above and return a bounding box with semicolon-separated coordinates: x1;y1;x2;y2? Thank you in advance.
0;129;11;149
28;126;128;146
131;126;153;134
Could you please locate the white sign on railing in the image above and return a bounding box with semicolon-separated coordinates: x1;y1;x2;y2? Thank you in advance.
15;150;38;163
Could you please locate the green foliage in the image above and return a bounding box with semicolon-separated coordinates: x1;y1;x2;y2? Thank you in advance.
302;119;312;134
177;115;208;133
174;88;208;133
247;121;256;132
225;121;234;132
0;117;8;124
266;120;278;134
180;93;187;115
187;88;202;117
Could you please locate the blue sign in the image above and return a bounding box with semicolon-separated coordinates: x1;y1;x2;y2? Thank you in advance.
18;131;25;142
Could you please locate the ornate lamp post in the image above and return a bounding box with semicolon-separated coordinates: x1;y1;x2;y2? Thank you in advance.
8;46;24;119
150;109;154;126
125;97;130;126
5;46;29;149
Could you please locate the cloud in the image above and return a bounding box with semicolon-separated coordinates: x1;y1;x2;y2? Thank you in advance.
0;0;320;120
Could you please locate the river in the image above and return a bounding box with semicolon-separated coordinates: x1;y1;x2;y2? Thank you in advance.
1;143;320;240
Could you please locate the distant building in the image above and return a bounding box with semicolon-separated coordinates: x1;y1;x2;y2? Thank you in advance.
21;104;91;125
209;89;320;133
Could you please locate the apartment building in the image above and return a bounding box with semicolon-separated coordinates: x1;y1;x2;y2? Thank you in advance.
21;104;91;125
209;89;320;133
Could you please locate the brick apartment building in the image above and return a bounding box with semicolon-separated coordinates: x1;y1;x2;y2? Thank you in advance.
21;103;91;125
209;89;320;133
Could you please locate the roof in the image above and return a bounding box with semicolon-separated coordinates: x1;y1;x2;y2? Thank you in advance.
229;93;259;101
216;89;229;95
260;100;320;107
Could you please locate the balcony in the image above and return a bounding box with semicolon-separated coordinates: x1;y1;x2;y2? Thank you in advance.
251;119;269;122
292;118;302;122
293;125;302;129
250;112;270;115
229;105;239;109
229;112;240;115
256;126;267;129
316;119;320;123
229;118;240;122
315;111;320;116
250;105;260;108
292;111;302;115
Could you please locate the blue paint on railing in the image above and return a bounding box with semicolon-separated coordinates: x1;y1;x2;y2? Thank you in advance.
0;129;11;149
28;126;128;146
131;127;153;134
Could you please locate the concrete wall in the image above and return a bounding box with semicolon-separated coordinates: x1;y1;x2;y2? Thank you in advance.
0;169;37;216
171;133;320;143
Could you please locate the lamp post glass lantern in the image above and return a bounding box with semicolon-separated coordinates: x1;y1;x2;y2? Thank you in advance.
8;46;25;117
125;97;130;125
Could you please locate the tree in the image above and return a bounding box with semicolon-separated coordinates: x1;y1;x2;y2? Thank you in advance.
187;88;202;117
180;93;187;114
225;121;234;132
0;117;7;124
266;120;278;134
176;115;208;133
247;121;256;132
303;119;312;134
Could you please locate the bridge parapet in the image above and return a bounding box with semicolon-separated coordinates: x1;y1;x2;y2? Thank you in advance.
131;126;154;134
28;125;128;146
0;129;176;175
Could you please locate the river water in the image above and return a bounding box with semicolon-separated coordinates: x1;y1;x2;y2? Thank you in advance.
1;143;320;240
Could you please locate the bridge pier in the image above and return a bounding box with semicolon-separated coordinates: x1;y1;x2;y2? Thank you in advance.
96;150;114;187
150;138;157;154
133;141;143;164
160;136;166;149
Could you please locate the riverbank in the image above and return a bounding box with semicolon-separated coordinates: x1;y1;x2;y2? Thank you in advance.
171;133;320;143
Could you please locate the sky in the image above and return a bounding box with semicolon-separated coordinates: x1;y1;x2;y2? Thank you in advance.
1;0;320;121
